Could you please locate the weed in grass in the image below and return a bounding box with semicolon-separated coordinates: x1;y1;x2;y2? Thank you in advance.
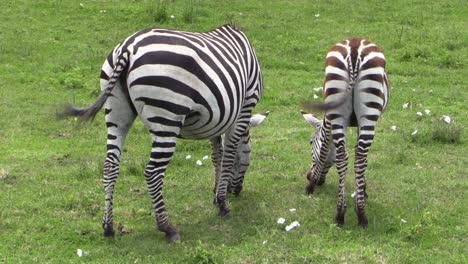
431;120;462;144
182;1;195;24
190;241;218;264
401;210;436;242
152;0;169;23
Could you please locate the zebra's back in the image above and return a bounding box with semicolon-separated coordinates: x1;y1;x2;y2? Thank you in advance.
101;26;260;139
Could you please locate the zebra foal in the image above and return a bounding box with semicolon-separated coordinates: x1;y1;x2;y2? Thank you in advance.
301;38;389;227
60;25;265;242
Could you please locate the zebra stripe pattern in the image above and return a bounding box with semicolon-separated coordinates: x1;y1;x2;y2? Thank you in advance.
61;25;265;242
301;38;389;227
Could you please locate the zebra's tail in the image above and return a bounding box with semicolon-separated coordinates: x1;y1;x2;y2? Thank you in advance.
299;91;349;113
58;51;129;123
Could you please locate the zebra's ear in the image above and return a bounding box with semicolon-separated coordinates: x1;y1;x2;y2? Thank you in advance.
300;110;322;129
250;111;270;128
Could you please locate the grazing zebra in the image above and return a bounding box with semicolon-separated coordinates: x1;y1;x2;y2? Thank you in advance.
60;24;265;242
301;38;389;227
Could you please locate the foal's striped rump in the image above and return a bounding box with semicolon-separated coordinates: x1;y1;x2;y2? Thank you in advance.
302;38;389;227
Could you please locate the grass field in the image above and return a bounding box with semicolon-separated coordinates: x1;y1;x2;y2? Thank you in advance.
0;0;467;263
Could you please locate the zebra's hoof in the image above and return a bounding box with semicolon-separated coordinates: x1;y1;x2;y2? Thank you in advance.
357;211;368;228
232;186;243;196
160;224;180;243
317;177;326;186
334;216;345;227
165;231;181;243
334;206;346;227
305;184;315;195
219;206;230;218
103;227;115;237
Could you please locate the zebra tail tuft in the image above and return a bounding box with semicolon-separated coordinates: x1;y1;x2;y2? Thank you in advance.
57;92;109;123
299;90;350;113
299;99;344;113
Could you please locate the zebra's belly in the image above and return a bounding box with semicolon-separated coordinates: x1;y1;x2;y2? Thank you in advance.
179;111;237;140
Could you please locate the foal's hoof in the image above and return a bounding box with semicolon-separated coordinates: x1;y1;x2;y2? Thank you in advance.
305;184;315;195
165;232;181;243
317;177;326;186
357;212;368;228
103;224;115;237
219;206;230;218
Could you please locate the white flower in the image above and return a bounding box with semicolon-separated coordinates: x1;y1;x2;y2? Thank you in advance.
277;217;286;225
351;191;356;198
79;3;84;8
262;240;268;246
196;160;203;166
401;219;407;223
239;12;243;16
77;249;83;257
402;103;409;109
391;125;397;131
185;155;192;160
416;112;423;117
313;87;322;92
411;130;418;136
424;109;431;115
100;10;106;13
170;15;175;19
315;13;320;18
313;94;319;99
202;155;209;160
412;89;416;92
285;221;300;232
289;208;297;212
441;115;452;124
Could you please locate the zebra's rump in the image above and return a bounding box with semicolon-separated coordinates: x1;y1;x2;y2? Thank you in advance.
322;38;389;126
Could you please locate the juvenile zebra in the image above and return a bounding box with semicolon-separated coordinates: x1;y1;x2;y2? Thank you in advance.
60;25;266;242
301;38;389;227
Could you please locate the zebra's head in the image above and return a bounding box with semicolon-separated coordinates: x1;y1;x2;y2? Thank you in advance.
228;111;269;195
301;111;336;184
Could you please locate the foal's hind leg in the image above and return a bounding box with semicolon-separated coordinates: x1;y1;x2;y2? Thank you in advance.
328;113;350;227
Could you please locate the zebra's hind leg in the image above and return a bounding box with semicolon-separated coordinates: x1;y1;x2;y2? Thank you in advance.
145;133;180;242
330;116;348;226
354;132;374;228
334;140;349;227
102;88;136;237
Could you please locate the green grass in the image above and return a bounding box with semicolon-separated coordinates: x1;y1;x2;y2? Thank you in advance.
1;0;467;263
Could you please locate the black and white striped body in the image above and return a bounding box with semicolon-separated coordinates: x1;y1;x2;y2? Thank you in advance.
302;38;389;227
64;25;265;242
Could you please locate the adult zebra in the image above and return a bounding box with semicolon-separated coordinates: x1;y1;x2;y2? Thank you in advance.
60;24;266;242
301;38;389;227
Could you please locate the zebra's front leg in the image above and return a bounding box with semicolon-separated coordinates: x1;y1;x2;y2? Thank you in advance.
216;123;246;217
210;136;223;197
306;164;321;194
145;137;180;242
334;141;349;227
